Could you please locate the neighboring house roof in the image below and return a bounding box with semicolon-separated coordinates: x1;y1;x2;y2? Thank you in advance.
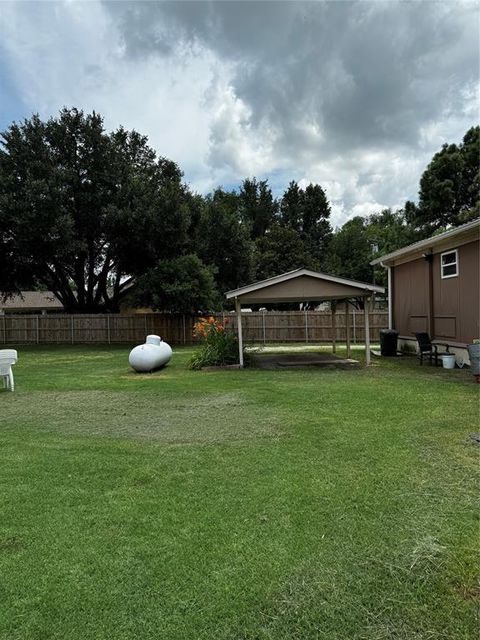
371;218;480;267
0;291;64;312
226;268;384;304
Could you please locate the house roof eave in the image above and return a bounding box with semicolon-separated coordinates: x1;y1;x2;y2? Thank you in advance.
371;218;480;267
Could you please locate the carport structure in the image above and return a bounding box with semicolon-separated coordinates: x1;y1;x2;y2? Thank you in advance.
226;268;385;367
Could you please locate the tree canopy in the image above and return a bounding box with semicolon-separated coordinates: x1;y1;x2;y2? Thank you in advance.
129;254;217;313
0;108;191;312
254;224;315;280
1;109;477;312
238;177;277;239
407;126;479;234
194;188;253;295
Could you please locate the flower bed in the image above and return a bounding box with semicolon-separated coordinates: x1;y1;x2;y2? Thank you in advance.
188;317;240;370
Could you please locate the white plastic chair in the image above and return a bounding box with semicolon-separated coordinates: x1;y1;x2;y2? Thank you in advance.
0;349;17;392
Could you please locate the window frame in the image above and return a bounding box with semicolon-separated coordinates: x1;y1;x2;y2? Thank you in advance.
440;248;459;280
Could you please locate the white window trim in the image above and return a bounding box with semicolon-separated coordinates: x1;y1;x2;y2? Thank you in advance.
440;248;459;279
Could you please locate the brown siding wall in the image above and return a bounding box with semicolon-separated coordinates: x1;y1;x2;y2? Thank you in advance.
431;240;479;343
392;239;479;344
393;258;430;336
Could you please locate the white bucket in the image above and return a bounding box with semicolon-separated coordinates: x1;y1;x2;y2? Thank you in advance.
442;354;456;369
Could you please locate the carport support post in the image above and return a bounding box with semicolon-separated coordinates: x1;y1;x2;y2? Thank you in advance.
331;301;337;354
364;296;371;366
235;297;244;368
345;301;351;358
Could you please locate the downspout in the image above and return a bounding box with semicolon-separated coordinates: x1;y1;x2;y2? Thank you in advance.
235;297;244;368
425;251;434;338
380;261;393;330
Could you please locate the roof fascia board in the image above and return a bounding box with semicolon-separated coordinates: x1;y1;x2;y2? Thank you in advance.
225;268;304;299
371;219;480;266
384;234;477;267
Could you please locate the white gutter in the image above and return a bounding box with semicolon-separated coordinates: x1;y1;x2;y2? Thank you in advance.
371;218;480;266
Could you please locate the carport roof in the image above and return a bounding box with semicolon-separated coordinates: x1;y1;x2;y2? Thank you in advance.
225;268;384;304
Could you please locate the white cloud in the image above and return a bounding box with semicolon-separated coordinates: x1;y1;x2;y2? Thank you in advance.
0;1;222;191
208;85;267;173
0;0;478;226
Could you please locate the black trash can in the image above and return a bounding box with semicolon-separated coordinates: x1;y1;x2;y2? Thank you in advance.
380;329;399;356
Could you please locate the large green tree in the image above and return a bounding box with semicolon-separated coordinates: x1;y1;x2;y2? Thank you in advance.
365;208;418;287
0;108;191;312
238;177;278;239
326;208;418;288
325;217;373;283
195;188;253;297
279;180;303;231
128;254;217;313
254;224;315;280
301;183;332;264
279;181;332;267
408;126;479;234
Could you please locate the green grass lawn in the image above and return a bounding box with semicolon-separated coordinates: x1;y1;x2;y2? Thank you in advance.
0;344;478;639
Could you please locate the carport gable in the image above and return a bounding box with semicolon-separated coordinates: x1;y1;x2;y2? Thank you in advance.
226;269;382;304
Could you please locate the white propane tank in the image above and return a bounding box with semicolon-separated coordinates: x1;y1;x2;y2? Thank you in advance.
129;335;173;372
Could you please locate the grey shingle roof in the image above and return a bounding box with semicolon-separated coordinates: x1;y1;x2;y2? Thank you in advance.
0;291;64;311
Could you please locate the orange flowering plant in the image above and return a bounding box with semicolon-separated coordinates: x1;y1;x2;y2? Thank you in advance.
188;316;240;369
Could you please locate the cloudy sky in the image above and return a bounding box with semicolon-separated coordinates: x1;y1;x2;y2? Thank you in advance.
0;1;478;226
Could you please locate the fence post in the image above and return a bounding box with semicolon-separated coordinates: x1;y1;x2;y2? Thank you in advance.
36;315;40;344
352;308;356;344
262;311;266;345
71;316;74;344
304;309;309;343
183;314;186;344
3;314;6;343
107;315;111;344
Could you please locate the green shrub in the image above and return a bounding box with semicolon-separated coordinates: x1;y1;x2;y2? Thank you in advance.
188;317;240;370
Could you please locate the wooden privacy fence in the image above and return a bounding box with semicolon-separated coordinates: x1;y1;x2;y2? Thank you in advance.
221;310;388;344
0;311;388;345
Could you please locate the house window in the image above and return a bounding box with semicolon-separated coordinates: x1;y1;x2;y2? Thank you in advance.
441;249;458;279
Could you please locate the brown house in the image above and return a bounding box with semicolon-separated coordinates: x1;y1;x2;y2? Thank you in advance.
372;218;479;363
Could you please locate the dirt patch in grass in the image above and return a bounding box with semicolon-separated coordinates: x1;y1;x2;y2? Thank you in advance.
2;390;284;444
468;433;480;446
454;584;480;601
0;536;24;553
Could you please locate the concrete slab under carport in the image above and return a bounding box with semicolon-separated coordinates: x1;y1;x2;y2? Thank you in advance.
250;351;360;370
